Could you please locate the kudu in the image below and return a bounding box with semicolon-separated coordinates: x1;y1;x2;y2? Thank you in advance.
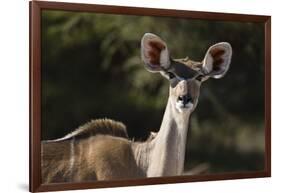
42;33;232;183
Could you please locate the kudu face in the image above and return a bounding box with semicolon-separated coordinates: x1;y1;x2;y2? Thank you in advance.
141;33;232;114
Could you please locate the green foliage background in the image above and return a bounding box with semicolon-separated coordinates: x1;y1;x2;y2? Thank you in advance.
41;10;265;174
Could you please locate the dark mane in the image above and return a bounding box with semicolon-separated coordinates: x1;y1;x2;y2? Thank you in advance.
46;118;128;142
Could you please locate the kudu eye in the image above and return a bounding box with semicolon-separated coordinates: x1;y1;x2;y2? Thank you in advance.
167;72;176;79
196;75;204;81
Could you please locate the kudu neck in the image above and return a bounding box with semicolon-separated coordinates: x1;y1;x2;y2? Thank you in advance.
145;97;191;176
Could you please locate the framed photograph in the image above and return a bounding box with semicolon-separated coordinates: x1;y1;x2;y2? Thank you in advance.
30;0;271;192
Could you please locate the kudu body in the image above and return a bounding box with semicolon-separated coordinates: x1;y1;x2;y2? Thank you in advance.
42;33;232;183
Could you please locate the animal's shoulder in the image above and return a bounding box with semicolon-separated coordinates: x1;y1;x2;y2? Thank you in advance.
48;118;128;142
90;135;133;164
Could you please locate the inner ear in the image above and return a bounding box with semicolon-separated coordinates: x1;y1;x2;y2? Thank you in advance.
146;40;166;65
141;33;170;72
209;48;226;71
202;42;232;79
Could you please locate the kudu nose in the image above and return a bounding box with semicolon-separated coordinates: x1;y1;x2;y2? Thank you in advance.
177;80;188;96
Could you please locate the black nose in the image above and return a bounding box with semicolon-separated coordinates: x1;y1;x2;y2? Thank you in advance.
178;95;192;104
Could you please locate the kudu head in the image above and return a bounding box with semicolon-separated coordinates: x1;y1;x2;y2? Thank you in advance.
141;33;232;114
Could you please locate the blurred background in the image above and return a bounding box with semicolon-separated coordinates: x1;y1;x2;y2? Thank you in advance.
41;10;265;174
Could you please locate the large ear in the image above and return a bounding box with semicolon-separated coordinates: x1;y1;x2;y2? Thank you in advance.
202;42;232;79
141;33;171;72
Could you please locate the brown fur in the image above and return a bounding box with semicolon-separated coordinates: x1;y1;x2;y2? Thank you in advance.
86;136;145;180
146;40;166;65
172;58;203;76
42;136;146;183
41;119;140;183
210;48;225;71
48;118;128;142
